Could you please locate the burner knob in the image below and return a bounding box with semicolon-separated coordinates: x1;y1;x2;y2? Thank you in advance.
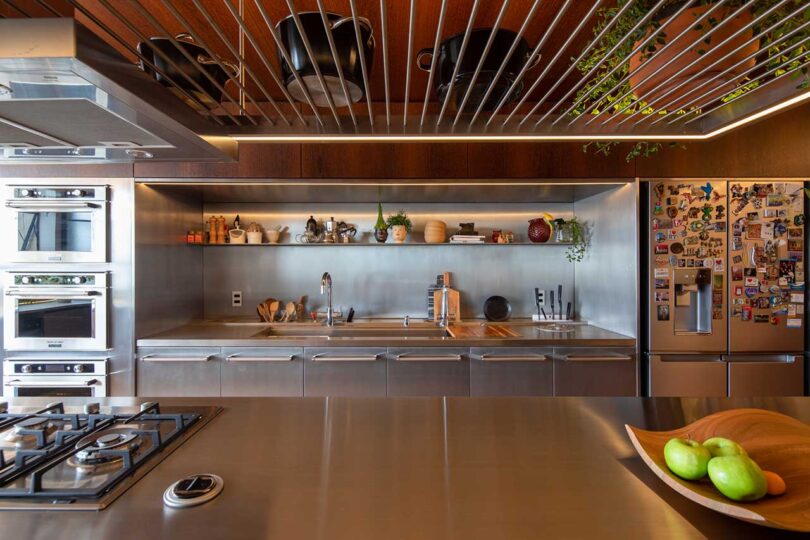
21;364;33;374
69;189;85;197
19;189;32;197
70;276;86;285
73;364;86;373
20;276;32;284
83;402;100;414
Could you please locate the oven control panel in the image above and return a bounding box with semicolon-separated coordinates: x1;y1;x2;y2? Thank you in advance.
13;274;97;286
10;186;107;201
13;363;96;374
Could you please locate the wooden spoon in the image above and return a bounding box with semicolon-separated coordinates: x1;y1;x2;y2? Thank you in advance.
265;299;279;322
281;301;297;322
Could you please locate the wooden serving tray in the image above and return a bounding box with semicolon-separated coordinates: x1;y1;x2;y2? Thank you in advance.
626;408;810;532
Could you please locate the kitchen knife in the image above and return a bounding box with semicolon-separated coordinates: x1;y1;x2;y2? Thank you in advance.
534;287;541;316
550;290;555;320
541;308;548;320
566;302;572;320
557;285;563;317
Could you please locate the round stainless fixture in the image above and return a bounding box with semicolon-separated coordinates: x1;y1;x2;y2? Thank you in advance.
163;474;224;508
125;149;154;159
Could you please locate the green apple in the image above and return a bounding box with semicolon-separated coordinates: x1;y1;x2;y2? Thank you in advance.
707;455;767;502
703;437;747;458
664;438;712;480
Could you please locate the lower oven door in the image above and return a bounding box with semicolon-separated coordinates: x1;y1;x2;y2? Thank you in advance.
4;288;108;351
3;376;107;397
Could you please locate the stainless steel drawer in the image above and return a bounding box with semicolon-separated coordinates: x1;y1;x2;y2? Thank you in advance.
470;347;552;396
648;354;727;397
304;347;386;397
221;347;303;397
727;354;804;397
387;347;470;396
137;346;221;397
554;347;637;397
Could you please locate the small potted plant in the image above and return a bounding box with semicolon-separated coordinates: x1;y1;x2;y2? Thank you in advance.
386;210;412;244
374;203;388;243
552;217;589;262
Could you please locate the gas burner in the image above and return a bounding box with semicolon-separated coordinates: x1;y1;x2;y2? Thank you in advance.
69;426;142;469
14;417;48;432
5;417;55;447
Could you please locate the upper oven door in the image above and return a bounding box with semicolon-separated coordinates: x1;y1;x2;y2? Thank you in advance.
3;287;108;351
6;199;108;263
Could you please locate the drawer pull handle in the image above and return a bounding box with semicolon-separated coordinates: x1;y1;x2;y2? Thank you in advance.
480;354;549;362
141;355;212;363
226;354;295;362
395;354;462;362
564;354;633;362
312;353;381;362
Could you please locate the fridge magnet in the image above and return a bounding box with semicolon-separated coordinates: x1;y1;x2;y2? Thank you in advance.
672;219;682;227
770;315;780;325
654;279;670;289
733;298;746;305
764;209;778;218
754;314;770;323
699;230;710;241
788;239;803;251
794;214;805;226
787;318;802;328
779;260;796;279
744;287;759;298
789;281;805;291
766;266;780;280
699;182;713;200
741;306;753;321
678;199;688;211
657;305;670;321
730;183;743;197
746;223;762;239
666;185;679;196
668;255;678;266
714;221;726;232
766;193;785;207
761;297;774;309
731;237;743;251
772;305;788;316
743;267;757;277
684;236;699;245
778;277;790;288
713;292;723;305
655;232;666;243
654;268;670;279
666;207;678;219
731;306;742;317
778;209;788;218
790;292;804;303
689;221;704;232
788;251;804;262
788;227;803;238
686;259;695;267
678;259;686;267
654;244;669;254
798;304;805;315
761;222;775;240
714;258;724;272
788;304;798;317
711;191;725;203
732;267;743;281
774;221;787;236
744;276;759;287
655;292;670;302
654;183;665;198
653;201;663;215
670;242;684;254
732;254;743;264
746;212;759;221
715;206;726;220
713;274;723;291
734;285;743;296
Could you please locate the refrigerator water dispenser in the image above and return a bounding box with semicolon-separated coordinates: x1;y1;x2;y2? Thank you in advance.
674;268;712;334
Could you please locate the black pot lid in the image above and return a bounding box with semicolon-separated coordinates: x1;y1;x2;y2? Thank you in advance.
483;296;512;322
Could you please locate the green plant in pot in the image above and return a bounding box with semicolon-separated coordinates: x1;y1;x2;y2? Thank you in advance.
386;210;413;244
552;217;589;263
374;203;388;243
572;0;810;161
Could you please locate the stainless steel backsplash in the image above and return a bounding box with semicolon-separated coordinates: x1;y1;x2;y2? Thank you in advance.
202;203;575;320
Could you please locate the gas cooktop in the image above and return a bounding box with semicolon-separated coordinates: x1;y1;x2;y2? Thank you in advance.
0;401;221;510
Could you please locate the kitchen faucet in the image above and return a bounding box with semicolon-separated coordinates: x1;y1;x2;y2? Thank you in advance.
320;272;334;326
438;284;449;328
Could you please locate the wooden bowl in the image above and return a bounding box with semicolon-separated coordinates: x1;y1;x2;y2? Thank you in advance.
626;408;810;532
424;220;447;244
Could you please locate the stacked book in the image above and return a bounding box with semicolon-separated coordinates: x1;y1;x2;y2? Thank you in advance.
449;235;485;244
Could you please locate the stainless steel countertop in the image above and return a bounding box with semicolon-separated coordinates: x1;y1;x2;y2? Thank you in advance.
1;396;808;539
136;320;636;348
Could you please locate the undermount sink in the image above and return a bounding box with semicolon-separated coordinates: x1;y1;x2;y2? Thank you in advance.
253;324;449;339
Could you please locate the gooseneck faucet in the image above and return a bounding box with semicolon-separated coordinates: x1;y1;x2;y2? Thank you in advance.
320;272;334;326
438;284;450;328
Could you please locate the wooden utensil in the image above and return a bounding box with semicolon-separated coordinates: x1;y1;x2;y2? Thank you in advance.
433;272;461;322
295;295;306;321
257;305;269;322
626;408;810;532
446;325;519;338
281;301;297;322
265;299;279;322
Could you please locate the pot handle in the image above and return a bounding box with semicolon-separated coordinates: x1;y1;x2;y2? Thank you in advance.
417;48;434;71
195;54;240;78
526;51;542;70
174;33;196;45
332;16;376;49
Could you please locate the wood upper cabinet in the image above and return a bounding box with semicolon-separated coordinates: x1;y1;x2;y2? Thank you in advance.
467;142;636;178
301;143;468;178
134;143;301;179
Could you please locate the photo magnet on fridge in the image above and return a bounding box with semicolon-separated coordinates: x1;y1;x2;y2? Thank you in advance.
657;305;670;321
742;306;753;321
654;279;669;289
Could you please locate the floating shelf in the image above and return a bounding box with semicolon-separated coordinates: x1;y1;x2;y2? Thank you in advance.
199;242;574;247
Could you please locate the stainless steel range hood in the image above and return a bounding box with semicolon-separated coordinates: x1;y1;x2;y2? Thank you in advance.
0;18;235;163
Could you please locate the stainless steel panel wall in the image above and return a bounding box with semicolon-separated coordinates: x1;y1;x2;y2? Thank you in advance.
134;184;203;338
574;183;638;338
0;177;135;396
202;203;575;319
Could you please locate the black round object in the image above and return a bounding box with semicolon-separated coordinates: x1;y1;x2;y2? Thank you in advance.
276;12;375;107
138;34;237;105
483;296;512;322
417;28;539;113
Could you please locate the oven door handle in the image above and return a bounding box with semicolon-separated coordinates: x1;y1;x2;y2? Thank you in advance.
6;201;101;210
4;379;101;387
5;290;102;297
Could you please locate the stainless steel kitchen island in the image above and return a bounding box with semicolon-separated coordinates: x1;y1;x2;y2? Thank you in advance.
0;397;808;539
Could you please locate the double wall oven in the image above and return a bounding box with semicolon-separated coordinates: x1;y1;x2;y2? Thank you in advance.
2;184;112;397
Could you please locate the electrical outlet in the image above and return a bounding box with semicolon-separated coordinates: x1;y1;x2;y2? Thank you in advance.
535;289;545;306
231;291;242;307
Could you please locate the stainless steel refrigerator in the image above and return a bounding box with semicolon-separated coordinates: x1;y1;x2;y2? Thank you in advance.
646;180;805;397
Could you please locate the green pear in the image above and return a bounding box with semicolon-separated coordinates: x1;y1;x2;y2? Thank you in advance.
664;438;711;480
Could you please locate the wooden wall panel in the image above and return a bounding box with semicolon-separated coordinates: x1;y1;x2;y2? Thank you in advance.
134;143;301;179
0;164;132;178
636;102;810;179
466;142;636;178
301;143;468;178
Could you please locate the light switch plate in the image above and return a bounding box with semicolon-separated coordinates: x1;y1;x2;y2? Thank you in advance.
232;291;242;307
536;289;545;306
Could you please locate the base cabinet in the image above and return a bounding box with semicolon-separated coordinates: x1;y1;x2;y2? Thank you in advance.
137;347;221;397
553;348;638;397
470;347;553;396
221;347;304;397
304;347;387;397
387;347;470;396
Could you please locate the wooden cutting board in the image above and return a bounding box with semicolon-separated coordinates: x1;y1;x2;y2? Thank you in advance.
433;272;461;323
447;325;520;338
626;408;810;532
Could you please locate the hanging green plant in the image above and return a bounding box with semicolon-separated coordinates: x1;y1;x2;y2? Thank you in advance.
552;217;589;263
572;0;810;161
